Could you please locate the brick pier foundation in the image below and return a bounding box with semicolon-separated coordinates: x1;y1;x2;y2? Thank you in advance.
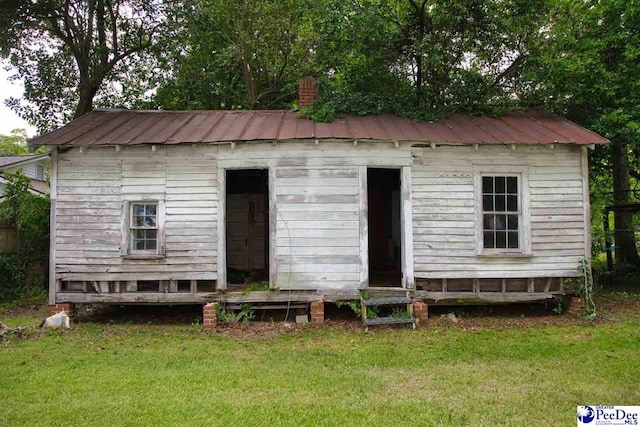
49;303;76;317
310;300;325;324
412;301;429;324
202;303;217;331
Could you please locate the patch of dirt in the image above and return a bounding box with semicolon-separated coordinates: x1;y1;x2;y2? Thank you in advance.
215;321;306;339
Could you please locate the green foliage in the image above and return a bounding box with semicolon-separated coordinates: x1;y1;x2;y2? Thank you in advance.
390;306;409;319
335;291;379;319
305;0;550;120
552;300;564;315
237;304;256;325
215;303;236;325
299;102;338;123
0;129;45;156
519;0;640;264
153;0;550;120
155;0;315;111
215;302;256;325
0;170;49;303
0;0;175;131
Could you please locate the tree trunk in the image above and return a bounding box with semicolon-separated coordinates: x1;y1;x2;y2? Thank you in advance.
73;81;99;119
611;140;639;266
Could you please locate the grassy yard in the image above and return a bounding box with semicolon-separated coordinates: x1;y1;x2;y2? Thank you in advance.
1;296;640;426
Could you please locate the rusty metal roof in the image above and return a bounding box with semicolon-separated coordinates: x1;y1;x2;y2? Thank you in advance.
31;109;609;146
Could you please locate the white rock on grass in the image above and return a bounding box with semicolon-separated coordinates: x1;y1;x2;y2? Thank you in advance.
42;311;71;329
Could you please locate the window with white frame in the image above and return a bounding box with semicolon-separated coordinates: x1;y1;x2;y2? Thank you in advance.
130;202;158;253
475;166;530;256
482;176;520;250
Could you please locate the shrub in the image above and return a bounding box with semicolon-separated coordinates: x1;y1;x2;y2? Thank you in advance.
0;170;50;303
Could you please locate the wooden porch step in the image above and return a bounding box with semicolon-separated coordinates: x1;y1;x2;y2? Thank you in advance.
360;292;417;331
361;296;412;306
363;316;416;326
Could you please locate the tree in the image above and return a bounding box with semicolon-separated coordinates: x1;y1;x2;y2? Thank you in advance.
305;0;552;120
0;0;173;132
519;0;640;266
155;0;315;110
0;129;30;156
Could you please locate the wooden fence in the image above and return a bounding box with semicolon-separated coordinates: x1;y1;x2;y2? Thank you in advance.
0;218;18;253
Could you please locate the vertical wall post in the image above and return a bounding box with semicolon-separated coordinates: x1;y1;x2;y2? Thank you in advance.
401;166;415;289
268;167;278;289
358;166;369;288
217;168;227;290
48;148;58;305
581;146;592;262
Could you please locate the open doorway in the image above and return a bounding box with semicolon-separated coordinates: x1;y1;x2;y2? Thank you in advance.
367;168;402;287
226;169;269;287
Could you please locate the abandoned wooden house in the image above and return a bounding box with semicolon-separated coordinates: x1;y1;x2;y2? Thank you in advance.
33;78;608;327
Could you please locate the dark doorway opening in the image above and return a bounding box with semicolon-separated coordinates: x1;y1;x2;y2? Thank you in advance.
226;169;269;287
367;168;402;287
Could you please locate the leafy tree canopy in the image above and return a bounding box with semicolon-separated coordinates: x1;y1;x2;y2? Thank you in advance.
0;0;177;132
0;129;46;156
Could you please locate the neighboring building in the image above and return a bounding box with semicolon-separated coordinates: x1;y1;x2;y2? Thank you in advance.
31;80;608;320
0;154;50;199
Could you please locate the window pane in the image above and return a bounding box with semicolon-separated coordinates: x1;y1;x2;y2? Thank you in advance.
134;216;145;227
135;229;146;239
146;205;156;216
134;205;145;216
146;229;157;240
144;216;156;227
483;214;494;230
482;177;493;194
135;240;145;250
483;231;495;249
483;195;493;212
146;239;157;250
479;176;521;252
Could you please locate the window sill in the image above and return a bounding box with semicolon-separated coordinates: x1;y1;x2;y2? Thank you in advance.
122;254;165;260
477;252;532;258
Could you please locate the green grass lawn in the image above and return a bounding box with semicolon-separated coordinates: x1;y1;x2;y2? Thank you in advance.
1;297;640;426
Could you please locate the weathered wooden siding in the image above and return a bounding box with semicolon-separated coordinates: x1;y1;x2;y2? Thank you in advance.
411;144;586;279
217;141;411;290
53;140;589;294
55;145;218;282
4;162;37;179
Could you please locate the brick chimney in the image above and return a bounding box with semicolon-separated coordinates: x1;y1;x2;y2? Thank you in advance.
298;76;319;108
